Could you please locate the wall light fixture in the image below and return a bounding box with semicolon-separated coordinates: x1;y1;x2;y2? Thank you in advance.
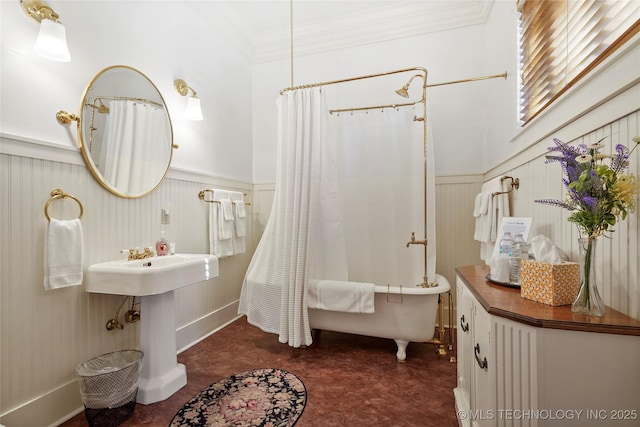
174;79;203;121
20;0;71;62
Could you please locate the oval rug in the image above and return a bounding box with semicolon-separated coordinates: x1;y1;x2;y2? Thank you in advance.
170;368;307;426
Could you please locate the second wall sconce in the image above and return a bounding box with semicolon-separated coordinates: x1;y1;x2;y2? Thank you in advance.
174;79;203;121
20;0;71;62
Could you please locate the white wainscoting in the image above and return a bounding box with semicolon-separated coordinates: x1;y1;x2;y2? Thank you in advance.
0;136;255;426
2;107;638;425
250;112;640;324
504;110;640;319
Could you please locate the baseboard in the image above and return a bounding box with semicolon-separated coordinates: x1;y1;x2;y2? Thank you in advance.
0;302;241;427
176;300;241;353
0;379;84;427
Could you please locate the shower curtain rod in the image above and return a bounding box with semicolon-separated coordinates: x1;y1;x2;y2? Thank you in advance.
280;69;506;94
329;71;507;115
86;95;164;109
280;66;428;94
280;69;507;114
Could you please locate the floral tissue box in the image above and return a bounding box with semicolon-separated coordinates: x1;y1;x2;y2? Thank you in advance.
519;259;580;306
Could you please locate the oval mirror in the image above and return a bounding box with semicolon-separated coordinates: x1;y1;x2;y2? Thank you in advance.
77;65;174;198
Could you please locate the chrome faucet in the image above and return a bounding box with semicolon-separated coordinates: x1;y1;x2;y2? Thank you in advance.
406;232;427;247
123;247;154;261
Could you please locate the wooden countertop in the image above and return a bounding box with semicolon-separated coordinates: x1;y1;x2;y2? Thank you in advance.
455;265;640;336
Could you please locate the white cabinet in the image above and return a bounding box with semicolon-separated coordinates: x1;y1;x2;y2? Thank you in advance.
455;277;498;427
454;269;640;427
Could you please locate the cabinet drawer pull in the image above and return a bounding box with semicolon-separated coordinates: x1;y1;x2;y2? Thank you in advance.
474;343;488;370
460;315;469;332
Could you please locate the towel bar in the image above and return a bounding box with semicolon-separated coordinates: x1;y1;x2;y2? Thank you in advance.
492;176;519;197
44;189;84;221
198;189;251;205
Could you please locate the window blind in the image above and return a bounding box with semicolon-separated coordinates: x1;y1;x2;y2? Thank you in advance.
518;0;640;125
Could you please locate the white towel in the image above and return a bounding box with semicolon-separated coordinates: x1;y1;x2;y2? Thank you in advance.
218;199;234;240
474;192;492;243
209;190;234;258
473;193;484;241
234;199;246;218
44;218;83;290
233;201;246;237
307;280;375;314
230;191;246;254
479;192;490;216
220;199;234;221
473;193;483;217
475;177;511;262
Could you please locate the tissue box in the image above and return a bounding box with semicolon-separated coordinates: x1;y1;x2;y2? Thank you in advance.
520;260;580;306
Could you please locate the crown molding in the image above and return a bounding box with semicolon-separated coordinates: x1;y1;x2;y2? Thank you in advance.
204;1;493;64
255;1;493;62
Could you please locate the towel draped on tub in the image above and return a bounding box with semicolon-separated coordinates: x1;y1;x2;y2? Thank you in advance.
307;280;375;313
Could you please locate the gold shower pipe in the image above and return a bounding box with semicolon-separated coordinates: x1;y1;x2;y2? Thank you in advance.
280;66;428;95
329;100;420;115
281;70;507;95
327;71;508;114
427;71;507;88
283;70;508;115
86;95;164;109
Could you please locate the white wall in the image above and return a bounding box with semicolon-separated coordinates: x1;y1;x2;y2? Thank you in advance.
0;0;253;182
0;1;256;425
1;0;639;425
252;0;519;183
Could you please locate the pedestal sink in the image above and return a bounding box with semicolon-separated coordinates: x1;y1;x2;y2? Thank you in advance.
86;253;219;404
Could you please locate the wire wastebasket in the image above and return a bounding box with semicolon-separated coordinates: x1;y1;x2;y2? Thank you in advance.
75;350;144;427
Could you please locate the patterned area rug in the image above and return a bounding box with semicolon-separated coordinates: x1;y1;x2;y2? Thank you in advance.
170;368;307;426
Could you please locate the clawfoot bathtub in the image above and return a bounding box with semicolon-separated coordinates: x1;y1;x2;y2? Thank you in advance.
308;273;450;361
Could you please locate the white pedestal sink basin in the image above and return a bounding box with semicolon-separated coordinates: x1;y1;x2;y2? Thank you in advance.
86;253;219;404
86;253;218;296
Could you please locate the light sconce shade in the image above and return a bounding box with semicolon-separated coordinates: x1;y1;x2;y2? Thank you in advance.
34;18;70;62
21;0;71;62
185;96;204;121
174;79;203;121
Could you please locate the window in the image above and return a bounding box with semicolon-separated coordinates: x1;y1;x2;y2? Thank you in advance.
518;0;640;125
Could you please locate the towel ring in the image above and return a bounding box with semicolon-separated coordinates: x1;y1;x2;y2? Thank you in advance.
44;189;84;222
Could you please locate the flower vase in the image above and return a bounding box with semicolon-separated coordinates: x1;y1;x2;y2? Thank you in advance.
571;237;605;317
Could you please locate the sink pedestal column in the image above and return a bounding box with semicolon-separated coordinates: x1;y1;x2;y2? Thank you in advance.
136;291;186;404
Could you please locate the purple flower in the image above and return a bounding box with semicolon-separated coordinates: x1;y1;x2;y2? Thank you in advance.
536;136;638;238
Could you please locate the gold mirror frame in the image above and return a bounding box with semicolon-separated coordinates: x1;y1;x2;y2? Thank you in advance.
69;65;174;198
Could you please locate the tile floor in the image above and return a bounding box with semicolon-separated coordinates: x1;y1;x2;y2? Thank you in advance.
61;318;458;426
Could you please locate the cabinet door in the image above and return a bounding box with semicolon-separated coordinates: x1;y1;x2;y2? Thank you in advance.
472;300;494;427
456;278;474;411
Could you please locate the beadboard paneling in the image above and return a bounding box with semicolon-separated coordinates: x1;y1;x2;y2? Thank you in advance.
0;145;254;424
506;110;640;319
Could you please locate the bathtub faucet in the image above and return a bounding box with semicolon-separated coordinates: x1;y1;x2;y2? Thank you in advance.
406;232;427;247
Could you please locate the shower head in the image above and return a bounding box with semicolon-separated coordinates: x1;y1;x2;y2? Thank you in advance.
395;74;425;98
395;86;410;98
97;99;109;114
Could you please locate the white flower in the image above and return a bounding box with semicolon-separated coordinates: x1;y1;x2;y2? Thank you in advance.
633;136;640;144
575;154;592;163
588;142;605;150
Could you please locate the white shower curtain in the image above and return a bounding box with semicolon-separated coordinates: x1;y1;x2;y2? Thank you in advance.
331;107;436;285
239;89;437;347
100;100;170;195
239;87;346;347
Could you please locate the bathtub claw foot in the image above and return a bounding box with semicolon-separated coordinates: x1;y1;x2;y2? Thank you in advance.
394;339;409;362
